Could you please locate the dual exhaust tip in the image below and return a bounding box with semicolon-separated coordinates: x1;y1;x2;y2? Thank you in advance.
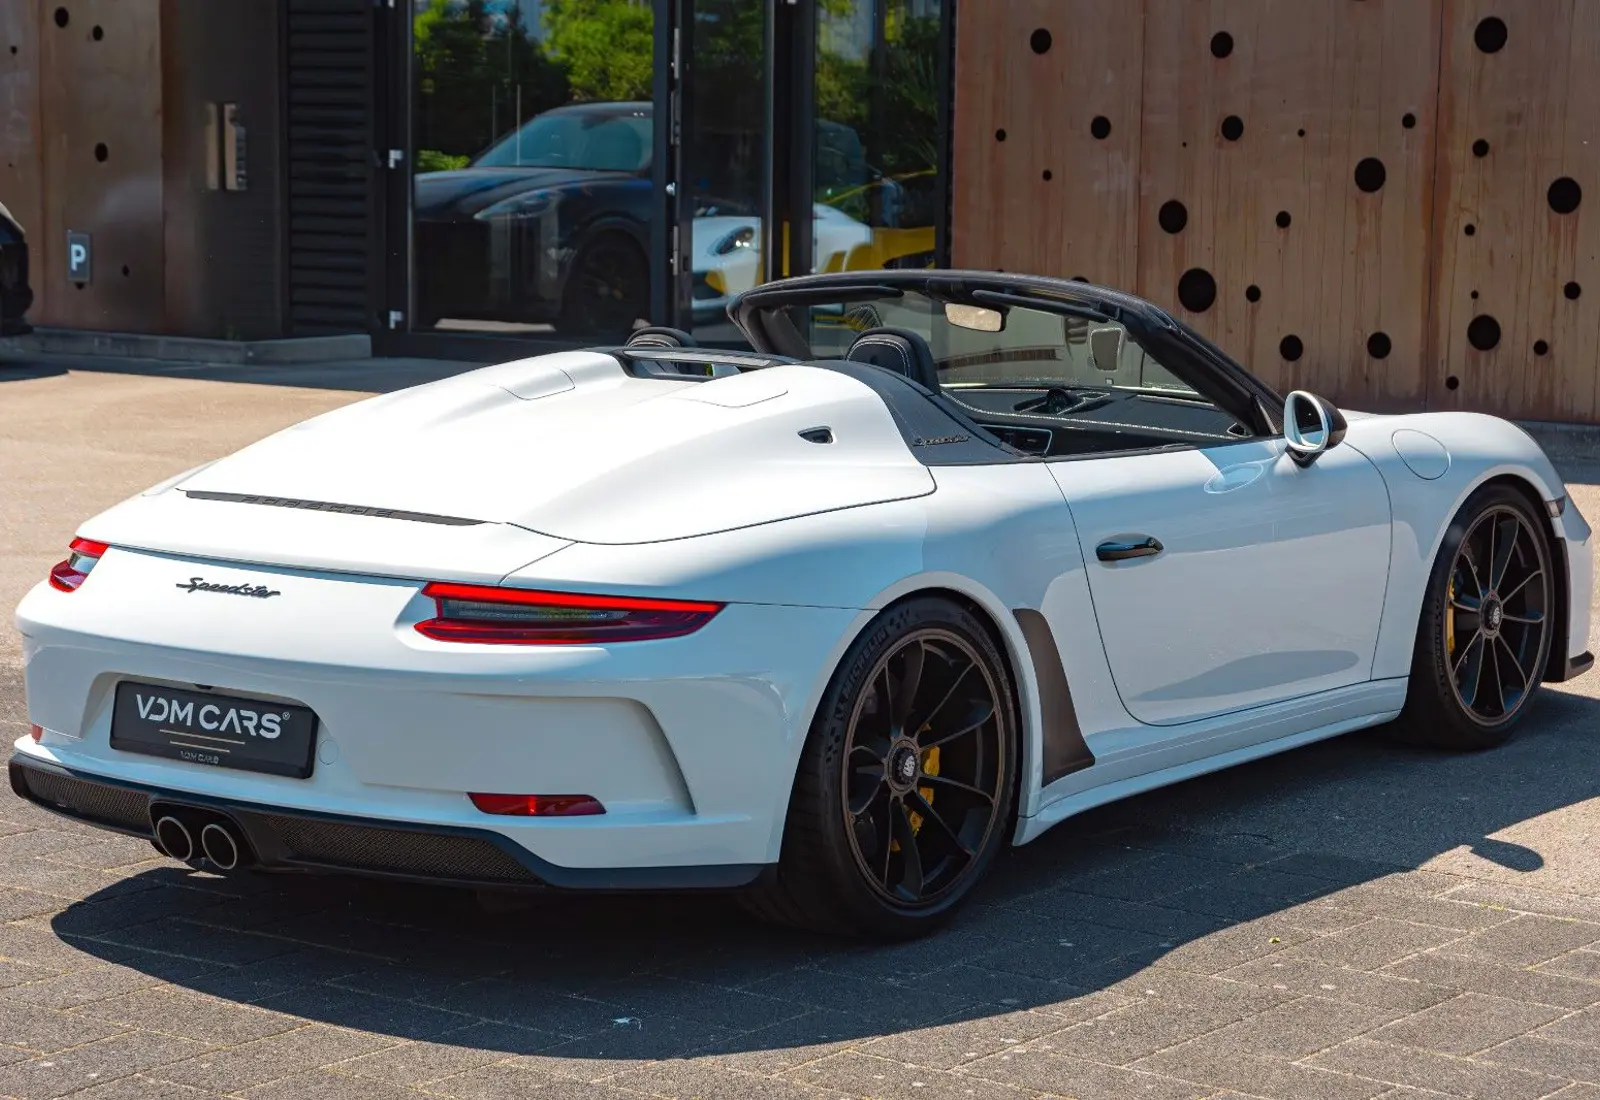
153;814;246;870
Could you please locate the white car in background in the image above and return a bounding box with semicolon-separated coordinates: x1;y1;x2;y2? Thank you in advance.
691;204;873;321
11;270;1593;940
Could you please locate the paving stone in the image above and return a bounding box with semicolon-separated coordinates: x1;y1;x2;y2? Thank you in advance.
1274;903;1377;936
1543;1085;1600;1100
1259;854;1415;889
423;1062;643;1100
184;949;370;1003
151;1025;398;1092
1481;1034;1600;1084
3;953;220;1010
968;920;1166;985
509;1015;733;1083
1443;917;1600;968
1534;1005;1600;1047
1181;995;1402;1059
1371;993;1566;1055
1136;920;1309;976
682;1008;869;1075
255;983;478;1041
1015;995;1251;1066
1132;1040;1389;1100
0;1031;210;1100
0;830;119;860
0;887;66;921
898;963;1095;1011
48;885;228;936
332;1022;557;1086
1022;889;1230;941
1538;951;1600;983
1219;956;1455;1012
1071;852;1240;902
743;967;975;1030
1443;885;1600;925
0;959;58;990
856;1008;1073;1069
605;1060;847;1100
0;858;158;903
85;917;297;966
1091;966;1294;1016
0;999;127;1053
785;1051;1033;1100
1303;1037;1562;1100
242;1070;439;1100
1317;884;1520;932
1269;919;1467;971
66;1075;225;1100
580;975;811;1032
78;985;304;1045
0;1045;34;1067
1385;952;1600;1009
962;1048;1213;1099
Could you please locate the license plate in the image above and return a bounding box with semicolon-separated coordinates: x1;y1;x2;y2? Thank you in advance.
110;682;317;779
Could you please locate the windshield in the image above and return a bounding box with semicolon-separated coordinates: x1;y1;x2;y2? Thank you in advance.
792;290;1198;396
474;109;651;172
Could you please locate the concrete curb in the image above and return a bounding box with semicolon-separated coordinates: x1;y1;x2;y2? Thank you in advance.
0;328;370;364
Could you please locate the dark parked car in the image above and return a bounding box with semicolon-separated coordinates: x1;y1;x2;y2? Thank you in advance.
0;199;33;336
413;101;656;338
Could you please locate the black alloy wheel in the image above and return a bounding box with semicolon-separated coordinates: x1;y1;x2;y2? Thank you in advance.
743;596;1018;939
843;629;1007;907
559;234;648;339
1401;483;1555;749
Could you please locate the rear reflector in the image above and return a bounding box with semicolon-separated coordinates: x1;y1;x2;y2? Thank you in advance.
29;724;43;743
48;538;110;592
469;793;606;817
416;582;723;645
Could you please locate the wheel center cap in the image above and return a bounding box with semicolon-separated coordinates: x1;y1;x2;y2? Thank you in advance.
888;743;919;791
1485;598;1504;634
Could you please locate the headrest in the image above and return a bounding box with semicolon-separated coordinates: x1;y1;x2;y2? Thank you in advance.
844;327;939;391
626;326;698;349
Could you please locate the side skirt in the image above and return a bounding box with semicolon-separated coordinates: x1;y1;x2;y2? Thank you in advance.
1013;678;1408;845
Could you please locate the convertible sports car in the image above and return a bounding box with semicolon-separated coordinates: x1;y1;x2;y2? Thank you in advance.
11;271;1594;939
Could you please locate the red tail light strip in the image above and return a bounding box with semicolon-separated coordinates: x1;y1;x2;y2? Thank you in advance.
48;538;110;592
469;793;606;817
415;582;724;645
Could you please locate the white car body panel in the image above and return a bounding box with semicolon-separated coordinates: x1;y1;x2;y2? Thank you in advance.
11;279;1594;892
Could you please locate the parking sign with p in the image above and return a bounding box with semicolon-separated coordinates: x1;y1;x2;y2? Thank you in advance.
66;231;91;284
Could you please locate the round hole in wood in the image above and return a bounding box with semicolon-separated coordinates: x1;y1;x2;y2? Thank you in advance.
1549;177;1582;214
1297;128;1306;137
1464;223;1477;236
1354;157;1387;193
994;128;1007;142
1402;113;1417;129
91;24;102;40
1474;16;1508;54
1177;268;1217;313
1534;339;1550;356
1472;138;1490;158
1467;314;1501;351
1090;116;1112;140
1367;332;1392;360
1245;284;1261;303
1446;375;1460;390
1158;200;1188;234
1220;115;1244;142
121;265;130;277
53;8;68;28
1030;28;1052;54
1210;31;1233;58
1280;335;1304;362
94;142;107;162
1042;169;1052;181
1565;281;1582;300
1275;210;1291;229
1471;290;1480;299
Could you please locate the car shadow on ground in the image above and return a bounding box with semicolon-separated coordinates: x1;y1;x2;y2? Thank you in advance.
48;685;1600;1064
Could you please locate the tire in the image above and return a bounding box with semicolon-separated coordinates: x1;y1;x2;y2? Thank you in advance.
555;233;649;341
742;596;1019;939
1398;482;1556;750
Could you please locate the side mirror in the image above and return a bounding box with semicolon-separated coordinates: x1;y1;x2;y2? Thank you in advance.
1283;390;1348;467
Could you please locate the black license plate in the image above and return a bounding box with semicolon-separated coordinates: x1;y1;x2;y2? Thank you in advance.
111;682;317;779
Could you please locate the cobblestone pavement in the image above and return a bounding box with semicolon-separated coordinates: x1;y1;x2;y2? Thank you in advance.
4;360;1600;1099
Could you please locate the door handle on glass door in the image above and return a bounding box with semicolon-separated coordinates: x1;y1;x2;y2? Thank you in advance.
1096;536;1163;562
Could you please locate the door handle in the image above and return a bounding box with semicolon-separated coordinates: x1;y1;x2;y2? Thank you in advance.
1096;536;1163;562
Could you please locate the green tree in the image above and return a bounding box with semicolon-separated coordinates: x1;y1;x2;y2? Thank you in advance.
543;0;655;102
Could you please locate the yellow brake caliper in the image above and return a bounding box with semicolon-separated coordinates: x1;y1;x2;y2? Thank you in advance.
892;740;941;850
1446;575;1456;654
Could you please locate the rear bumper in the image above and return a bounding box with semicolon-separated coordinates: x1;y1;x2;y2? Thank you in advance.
9;754;765;892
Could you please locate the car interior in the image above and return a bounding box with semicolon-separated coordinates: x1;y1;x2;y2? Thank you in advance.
614;315;1252;458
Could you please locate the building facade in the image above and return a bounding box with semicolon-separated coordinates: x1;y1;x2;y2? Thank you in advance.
2;1;1597;424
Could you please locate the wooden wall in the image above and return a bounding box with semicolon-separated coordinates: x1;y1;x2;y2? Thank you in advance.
954;0;1600;423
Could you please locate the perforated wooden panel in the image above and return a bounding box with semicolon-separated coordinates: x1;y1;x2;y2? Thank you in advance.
1429;0;1600;423
954;0;1600;423
0;3;44;319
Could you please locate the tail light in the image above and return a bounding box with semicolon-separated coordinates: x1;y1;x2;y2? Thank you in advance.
29;724;43;743
415;582;723;645
48;538;110;592
469;793;605;817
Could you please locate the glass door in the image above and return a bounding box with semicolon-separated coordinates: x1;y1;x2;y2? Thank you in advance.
407;0;663;345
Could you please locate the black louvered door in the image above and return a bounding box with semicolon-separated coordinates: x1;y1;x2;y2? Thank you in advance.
283;0;378;336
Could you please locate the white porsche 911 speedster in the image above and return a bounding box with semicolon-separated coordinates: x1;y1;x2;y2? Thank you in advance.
11;271;1594;939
